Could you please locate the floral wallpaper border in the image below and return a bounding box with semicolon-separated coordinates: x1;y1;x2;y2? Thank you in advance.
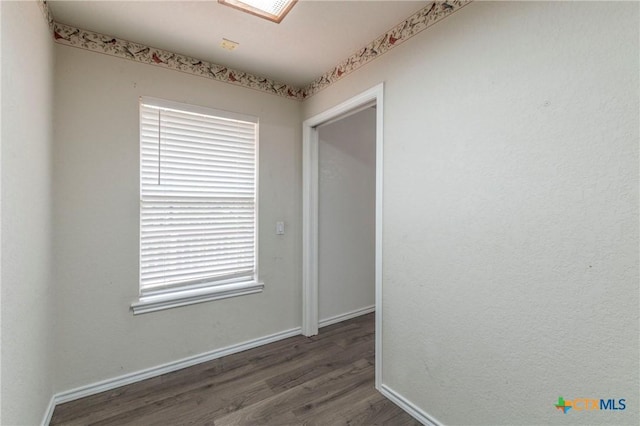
304;0;471;98
38;0;54;33
52;22;305;101
40;1;470;101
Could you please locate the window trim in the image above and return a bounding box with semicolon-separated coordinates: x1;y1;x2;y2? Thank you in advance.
218;0;297;24
132;97;262;315
131;279;264;315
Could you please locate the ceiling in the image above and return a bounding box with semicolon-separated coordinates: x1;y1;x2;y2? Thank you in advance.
47;0;429;88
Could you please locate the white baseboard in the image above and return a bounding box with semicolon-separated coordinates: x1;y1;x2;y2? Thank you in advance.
319;305;375;328
379;384;443;426
41;395;56;426
47;326;301;416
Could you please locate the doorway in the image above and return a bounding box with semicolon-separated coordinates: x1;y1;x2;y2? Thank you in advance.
301;83;384;389
317;106;376;326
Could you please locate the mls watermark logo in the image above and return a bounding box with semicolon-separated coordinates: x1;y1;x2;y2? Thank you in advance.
554;396;626;414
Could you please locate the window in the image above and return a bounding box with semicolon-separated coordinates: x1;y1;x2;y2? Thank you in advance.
132;97;262;315
218;0;297;23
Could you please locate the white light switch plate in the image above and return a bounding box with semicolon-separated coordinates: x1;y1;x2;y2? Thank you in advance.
276;221;285;235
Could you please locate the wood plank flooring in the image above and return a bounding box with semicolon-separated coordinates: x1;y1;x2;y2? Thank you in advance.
50;313;420;425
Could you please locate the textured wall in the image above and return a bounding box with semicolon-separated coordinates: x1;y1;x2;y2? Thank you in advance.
303;2;639;424
318;107;376;322
1;1;55;424
53;45;302;392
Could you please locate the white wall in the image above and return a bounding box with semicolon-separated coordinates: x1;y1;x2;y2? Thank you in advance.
53;45;302;392
304;2;639;425
318;108;376;322
1;1;55;424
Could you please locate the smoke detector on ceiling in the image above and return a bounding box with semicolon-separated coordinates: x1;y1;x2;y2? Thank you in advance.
220;38;239;51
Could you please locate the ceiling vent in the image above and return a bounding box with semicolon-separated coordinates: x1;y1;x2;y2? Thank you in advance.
220;38;239;51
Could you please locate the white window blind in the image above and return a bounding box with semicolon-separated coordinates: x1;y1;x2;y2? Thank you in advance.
139;97;259;304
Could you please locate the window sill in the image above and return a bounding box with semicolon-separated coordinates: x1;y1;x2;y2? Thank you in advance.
131;280;264;315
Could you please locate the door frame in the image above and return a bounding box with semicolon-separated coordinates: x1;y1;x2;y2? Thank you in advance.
301;83;384;389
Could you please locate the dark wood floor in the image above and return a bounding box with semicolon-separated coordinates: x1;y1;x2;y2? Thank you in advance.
50;313;420;425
